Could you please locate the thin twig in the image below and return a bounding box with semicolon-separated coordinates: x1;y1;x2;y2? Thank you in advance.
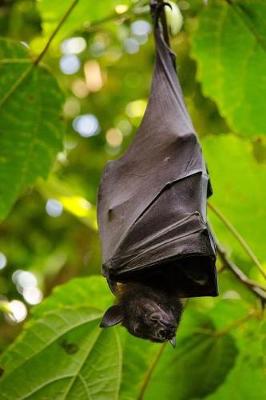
0;0;79;110
84;0;148;33
34;0;79;65
137;342;167;400
0;64;32;109
215;309;259;336
84;9;133;33
191;310;257;337
217;243;266;304
208;203;266;280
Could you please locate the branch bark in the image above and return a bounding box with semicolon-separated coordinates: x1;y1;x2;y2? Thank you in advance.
208;203;266;280
34;0;79;65
216;243;266;305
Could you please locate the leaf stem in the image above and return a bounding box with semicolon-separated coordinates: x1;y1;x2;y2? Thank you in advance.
34;0;79;65
0;1;79;110
84;0;148;34
208;202;266;280
224;0;266;52
216;309;260;336
0;63;32;109
193;310;258;337
137;342;167;400
85;10;130;33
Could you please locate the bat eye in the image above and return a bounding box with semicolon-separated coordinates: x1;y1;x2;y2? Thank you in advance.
158;329;167;339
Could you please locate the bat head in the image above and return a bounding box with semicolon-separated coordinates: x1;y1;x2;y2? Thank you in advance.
121;295;182;343
100;283;183;344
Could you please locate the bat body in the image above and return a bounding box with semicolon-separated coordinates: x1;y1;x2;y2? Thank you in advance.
97;3;218;343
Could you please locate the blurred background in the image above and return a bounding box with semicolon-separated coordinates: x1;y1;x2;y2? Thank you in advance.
0;0;265;373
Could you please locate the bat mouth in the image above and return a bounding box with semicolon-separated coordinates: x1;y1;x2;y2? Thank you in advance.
148;305;178;342
149;323;176;343
159;327;176;340
150;332;175;343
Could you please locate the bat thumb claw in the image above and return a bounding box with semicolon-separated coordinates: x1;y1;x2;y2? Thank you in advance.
169;337;176;348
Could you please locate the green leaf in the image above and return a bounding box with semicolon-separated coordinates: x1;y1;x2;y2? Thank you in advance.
119;334;158;400
206;298;252;329
0;276;121;400
191;0;266;136
0;39;64;219
32;275;113;319
37;0;131;44
120;310;237;400
203;135;266;266
206;319;266;400
216;270;260;305
144;331;237;400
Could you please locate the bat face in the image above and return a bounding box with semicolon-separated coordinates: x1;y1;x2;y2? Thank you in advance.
100;283;183;344
122;297;181;343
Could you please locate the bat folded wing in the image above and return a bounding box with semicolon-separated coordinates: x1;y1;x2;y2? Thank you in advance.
97;17;218;298
101;171;217;297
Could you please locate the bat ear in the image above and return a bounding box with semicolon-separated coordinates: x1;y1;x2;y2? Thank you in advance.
100;305;124;328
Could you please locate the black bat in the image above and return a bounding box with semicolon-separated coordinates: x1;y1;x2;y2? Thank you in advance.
97;1;218;345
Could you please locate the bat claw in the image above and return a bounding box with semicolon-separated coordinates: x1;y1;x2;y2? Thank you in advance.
151;1;172;20
169;337;176;348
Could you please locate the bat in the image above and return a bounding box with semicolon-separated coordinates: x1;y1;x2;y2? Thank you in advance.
97;1;218;345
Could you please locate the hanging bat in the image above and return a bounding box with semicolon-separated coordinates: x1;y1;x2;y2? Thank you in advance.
97;1;218;345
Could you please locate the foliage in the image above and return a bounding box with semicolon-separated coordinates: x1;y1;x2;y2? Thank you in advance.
0;0;265;399
191;0;266;136
202;135;266;265
0;277;240;400
0;39;64;219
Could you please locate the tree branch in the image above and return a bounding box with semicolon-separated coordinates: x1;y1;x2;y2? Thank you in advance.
216;243;266;304
137;342;167;400
208;203;266;280
84;5;136;33
0;0;79;109
34;0;79;65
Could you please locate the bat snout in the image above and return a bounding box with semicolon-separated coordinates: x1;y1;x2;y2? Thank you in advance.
158;326;176;341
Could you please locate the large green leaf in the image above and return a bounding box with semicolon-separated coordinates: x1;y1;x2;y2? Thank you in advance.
119;310;205;400
0;39;64;219
143;332;237;400
32;275;112;319
120;310;237;400
206;319;266;400
203;135;266;267
0;276;121;400
119;334;158;400
37;0;131;44
0;275;240;400
203;301;266;400
191;0;266;136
